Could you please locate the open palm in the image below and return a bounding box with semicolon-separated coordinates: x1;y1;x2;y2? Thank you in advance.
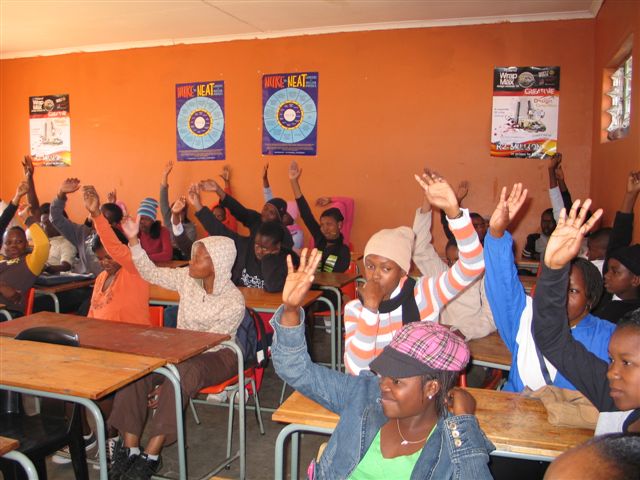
282;249;322;309
489;183;528;236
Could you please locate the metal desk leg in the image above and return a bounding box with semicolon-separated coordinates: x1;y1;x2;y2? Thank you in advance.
35;291;60;313
0;309;12;321
0;385;107;480
313;296;336;370
3;450;38;480
154;366;187;480
319;286;343;370
274;424;333;480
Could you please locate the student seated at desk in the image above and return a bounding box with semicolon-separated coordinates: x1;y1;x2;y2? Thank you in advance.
159;161;196;257
107;232;244;480
533;199;640;435
262;162;304;251
272;249;494;480
185;184;299;292
344;172;484;375
82;186;150;325
521;207;556;260
485;184;614;393
39;202;77;274
288;160;350;273
136;197;173;263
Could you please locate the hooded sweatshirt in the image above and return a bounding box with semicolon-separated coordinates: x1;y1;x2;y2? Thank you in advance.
130;235;245;346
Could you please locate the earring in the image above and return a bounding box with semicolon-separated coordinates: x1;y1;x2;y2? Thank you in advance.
428;395;433;400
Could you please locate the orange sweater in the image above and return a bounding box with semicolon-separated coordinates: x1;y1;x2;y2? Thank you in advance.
88;214;150;325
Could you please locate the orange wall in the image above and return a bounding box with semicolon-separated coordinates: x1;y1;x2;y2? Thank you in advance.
1;19;597;253
591;0;640;242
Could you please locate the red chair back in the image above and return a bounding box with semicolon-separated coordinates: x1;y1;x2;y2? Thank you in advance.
148;306;164;327
25;288;35;315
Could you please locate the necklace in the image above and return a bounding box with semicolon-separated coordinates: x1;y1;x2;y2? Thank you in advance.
396;419;436;446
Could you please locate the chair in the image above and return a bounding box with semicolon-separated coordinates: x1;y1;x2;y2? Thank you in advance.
148;305;164;327
0;327;88;480
25;288;35;316
189;308;268;480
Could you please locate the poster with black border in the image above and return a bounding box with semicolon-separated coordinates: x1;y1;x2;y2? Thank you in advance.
491;66;560;158
29;94;71;166
262;72;318;155
176;81;225;161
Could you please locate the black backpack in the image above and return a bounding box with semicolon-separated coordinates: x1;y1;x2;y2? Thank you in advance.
235;307;272;369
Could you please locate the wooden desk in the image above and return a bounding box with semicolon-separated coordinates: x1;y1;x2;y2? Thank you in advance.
0;336;166;480
0;436;37;480
519;275;537;295
34;279;95;313
0;312;229;364
468;332;512;371
517;259;540;274
154;260;189;268
273;389;594;478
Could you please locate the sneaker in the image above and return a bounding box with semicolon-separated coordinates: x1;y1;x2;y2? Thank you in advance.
108;439;138;480
206;391;228;403
90;436;118;470
121;453;162;480
51;432;97;464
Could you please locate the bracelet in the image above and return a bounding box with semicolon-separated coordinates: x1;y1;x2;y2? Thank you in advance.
449;209;463;219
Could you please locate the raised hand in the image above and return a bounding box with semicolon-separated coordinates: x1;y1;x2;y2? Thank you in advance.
187;183;203;211
544;199;603;269
262;162;270;188
171;195;187;225
447;387;476;416
288;160;302;181
489;183;528;238
621;171;640;213
17;204;31;222
282;248;322;311
456;180;469;204
82;185;101;217
219;165;231;184
199;178;221;193
315;196;331;207
414;171;460;218
59;178;81;196
626;171;640;195
549;153;562;171
22;155;34;178
121;216;140;242
107;189;117;204
12;181;29;204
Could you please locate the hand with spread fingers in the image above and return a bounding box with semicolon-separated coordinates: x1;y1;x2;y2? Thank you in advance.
281;248;322;322
414;170;460;219
489;183;528;238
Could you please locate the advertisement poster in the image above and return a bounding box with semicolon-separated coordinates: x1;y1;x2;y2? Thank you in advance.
176;81;225;161
29;94;71;166
491;66;560;158
262;72;318;155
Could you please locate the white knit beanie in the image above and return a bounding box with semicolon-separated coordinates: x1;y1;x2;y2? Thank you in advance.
363;226;414;273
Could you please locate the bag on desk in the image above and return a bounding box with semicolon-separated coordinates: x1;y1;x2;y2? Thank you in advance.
523;385;598;429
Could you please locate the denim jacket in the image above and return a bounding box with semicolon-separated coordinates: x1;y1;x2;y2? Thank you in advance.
271;306;495;480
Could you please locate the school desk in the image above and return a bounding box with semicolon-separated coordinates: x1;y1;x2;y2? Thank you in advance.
518;274;537;295
0;312;232;480
272;389;594;479
0;336;165;480
0;436;37;480
517;259;541;275
154;259;189;268
468;331;512;371
33;278;95;313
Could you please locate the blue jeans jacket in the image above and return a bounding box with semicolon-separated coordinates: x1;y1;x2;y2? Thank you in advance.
271;306;495;480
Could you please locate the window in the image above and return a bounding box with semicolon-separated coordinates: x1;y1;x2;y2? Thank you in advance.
606;55;632;141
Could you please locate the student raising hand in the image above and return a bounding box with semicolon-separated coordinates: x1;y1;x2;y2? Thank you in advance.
488;183;528;238
281;248;322;325
171;196;187;225
545;199;603;270
121;216;140;244
288;160;302;181
82;186;101;217
187;183;203;211
414;171;461;219
58;178;81;197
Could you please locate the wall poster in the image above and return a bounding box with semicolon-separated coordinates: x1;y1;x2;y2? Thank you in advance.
262;72;318;155
29;94;71;166
176;81;225;161
491;66;560;158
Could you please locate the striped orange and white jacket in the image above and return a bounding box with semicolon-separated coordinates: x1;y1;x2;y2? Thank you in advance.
344;209;484;375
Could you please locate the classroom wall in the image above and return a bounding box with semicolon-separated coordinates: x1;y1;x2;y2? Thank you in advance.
591;0;640;242
1;19;598;253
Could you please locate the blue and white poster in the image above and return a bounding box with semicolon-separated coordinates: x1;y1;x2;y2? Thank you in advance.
262;72;318;156
176;81;225;161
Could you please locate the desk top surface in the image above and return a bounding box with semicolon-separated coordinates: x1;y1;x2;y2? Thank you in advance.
0;436;19;456
0;337;165;400
0;312;229;364
154;260;189;268
273;389;593;458
467;332;512;368
34;279;95;293
149;284;321;311
313;271;360;288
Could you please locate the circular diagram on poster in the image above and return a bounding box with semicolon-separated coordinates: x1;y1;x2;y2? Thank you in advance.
177;97;224;149
263;88;317;143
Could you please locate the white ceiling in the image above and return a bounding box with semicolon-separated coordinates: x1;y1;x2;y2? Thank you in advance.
1;0;603;59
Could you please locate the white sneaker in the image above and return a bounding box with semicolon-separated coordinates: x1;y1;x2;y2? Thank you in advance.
90;436;117;470
206;391;228;403
51;432;97;464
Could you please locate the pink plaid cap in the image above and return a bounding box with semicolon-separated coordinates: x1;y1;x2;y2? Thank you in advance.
369;321;469;378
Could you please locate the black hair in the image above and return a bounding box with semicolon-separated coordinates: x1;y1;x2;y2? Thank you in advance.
100;202;123;224
470;212;485;223
257;221;285;245
40;203;50;215
149;220;162;239
420;370;459;417
542;207;555;219
570;257;604;310
320;207;344;223
589;227;612;243
617;307;640;332
586;433;640;479
91;226;128;253
445;238;458;250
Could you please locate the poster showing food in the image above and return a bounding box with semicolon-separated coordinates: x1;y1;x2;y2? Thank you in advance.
262;72;318;155
176;81;225;161
491;66;560;158
29;94;71;166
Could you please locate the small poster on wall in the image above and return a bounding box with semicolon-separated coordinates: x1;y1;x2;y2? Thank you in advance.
176;81;225;161
262;72;318;155
491;66;560;158
29;94;71;166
